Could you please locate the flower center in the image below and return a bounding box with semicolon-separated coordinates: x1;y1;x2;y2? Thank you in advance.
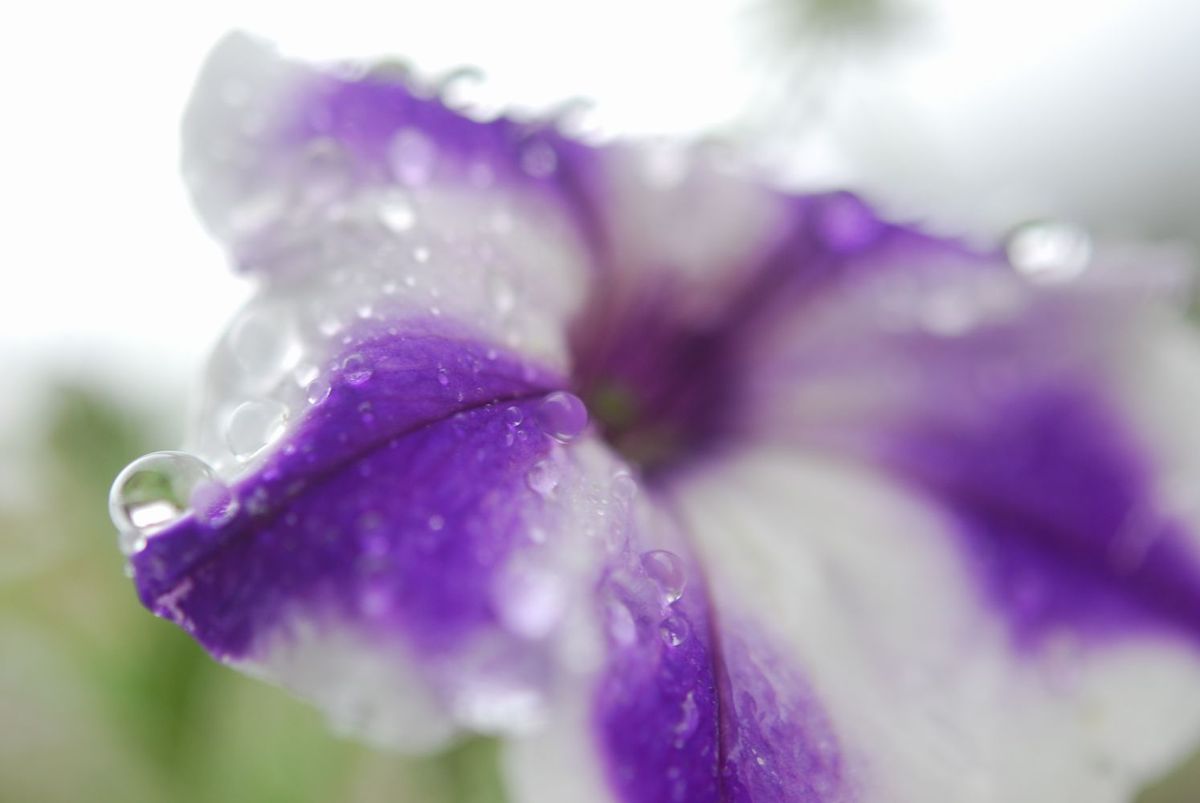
571;305;743;479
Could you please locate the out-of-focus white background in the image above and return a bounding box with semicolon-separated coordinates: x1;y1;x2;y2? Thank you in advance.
1;2;1199;801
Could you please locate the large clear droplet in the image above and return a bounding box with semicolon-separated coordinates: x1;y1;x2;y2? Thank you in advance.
536;391;588;443
109;452;217;554
1006;221;1092;284
226;399;289;460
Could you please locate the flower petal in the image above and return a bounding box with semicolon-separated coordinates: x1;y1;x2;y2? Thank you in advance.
131;329;601;749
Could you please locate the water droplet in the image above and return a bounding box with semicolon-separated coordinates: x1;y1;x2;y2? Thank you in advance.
1007;221;1092;283
378;194;416;232
659;615;690;647
388;128;437;186
536;391;588;443
642;550;687;604
504;406;524;427
674;691;700;743
229;307;300;378
436;367;450;387
612;471;639;503
342;353;373;385
526;460;559;497
306;376;332;405
226;400;288;460
520;139;557;178
109;452;217;554
428;514;446;531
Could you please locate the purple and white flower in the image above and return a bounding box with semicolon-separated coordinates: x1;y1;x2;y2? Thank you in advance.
111;33;1200;803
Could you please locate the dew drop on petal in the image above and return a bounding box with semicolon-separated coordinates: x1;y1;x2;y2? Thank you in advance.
388;128;437;186
536;391;588;443
659;615;690;647
226;400;289;460
109;452;216;554
305;376;332;405
526;460;559;497
342;353;373;385
641;549;687;604
428;514;445;531
612;470;639;503
504;406;524;428
1006;221;1092;283
229;307;299;378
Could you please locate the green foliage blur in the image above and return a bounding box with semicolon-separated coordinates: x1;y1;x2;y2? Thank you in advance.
0;383;508;803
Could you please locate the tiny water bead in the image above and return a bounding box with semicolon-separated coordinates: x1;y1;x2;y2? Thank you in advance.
659;615;691;648
526;460;559;497
1006;221;1092;284
226;399;289;460
641;549;687;604
109;452;224;554
536;391;588;443
341;353;373;385
305;376;332;405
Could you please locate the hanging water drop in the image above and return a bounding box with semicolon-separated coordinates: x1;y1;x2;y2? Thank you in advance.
109;452;217;554
641;549;687;604
226;400;289;460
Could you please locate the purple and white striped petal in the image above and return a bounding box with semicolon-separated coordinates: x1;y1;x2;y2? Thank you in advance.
114;32;1200;803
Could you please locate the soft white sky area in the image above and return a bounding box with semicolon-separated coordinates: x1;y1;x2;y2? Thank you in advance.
1;0;1197;435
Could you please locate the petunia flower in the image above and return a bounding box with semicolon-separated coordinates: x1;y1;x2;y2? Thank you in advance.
110;33;1200;803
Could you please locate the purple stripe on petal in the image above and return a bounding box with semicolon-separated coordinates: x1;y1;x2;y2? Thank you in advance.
592;551;848;802
885;382;1200;651
131;326;564;659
